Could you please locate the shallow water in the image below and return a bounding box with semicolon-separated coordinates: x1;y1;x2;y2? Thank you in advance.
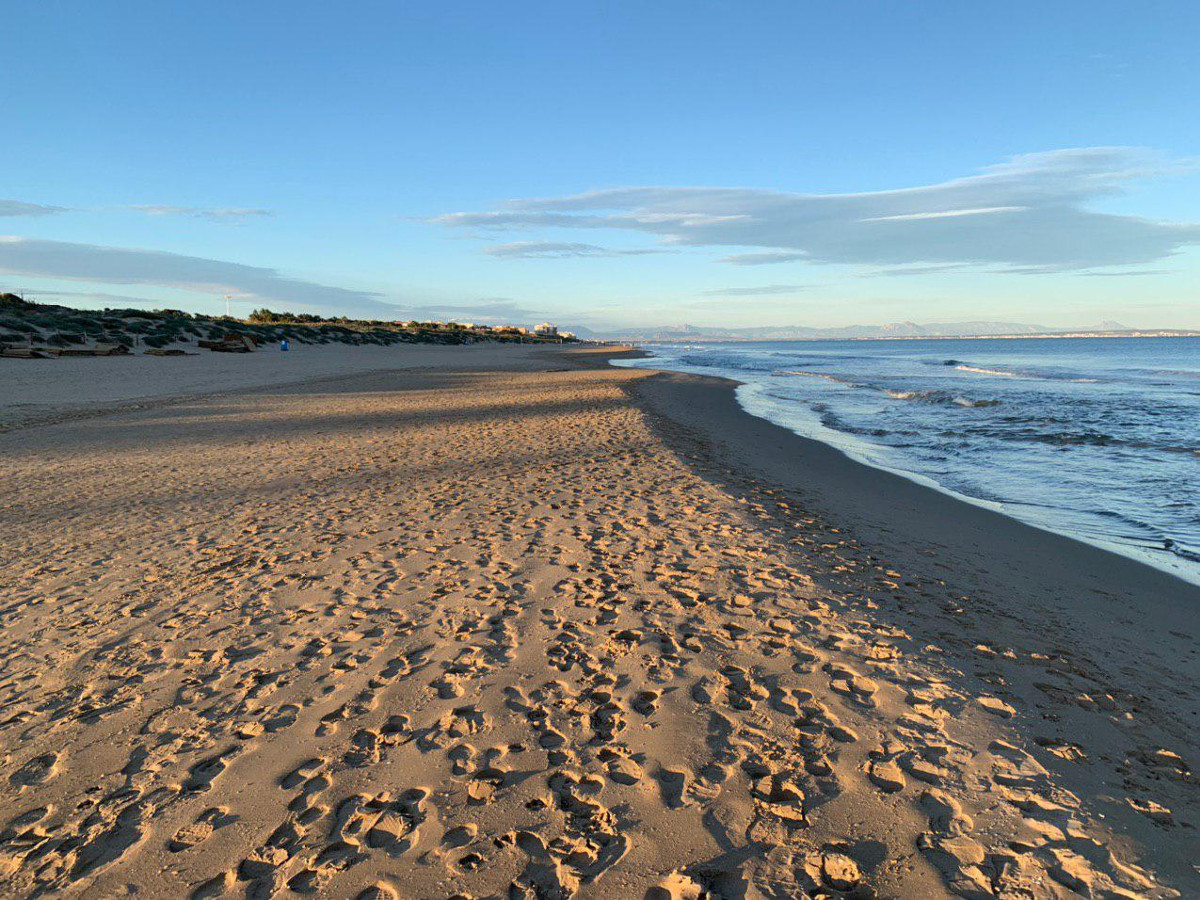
617;336;1200;584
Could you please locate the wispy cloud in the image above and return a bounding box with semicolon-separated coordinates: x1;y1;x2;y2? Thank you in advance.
22;289;181;307
125;205;273;222
1074;268;1175;277
0;236;385;314
483;241;670;259
719;251;807;266
860;206;1027;222
393;299;542;323
703;284;809;296
861;263;972;278
0;200;66;217
437;148;1200;272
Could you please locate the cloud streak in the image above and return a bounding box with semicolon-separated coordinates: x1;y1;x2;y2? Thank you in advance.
1;200;66;217
26;289;185;308
483;241;670;259
703;284;809;296
718;251;808;266
125;205;273;222
437;148;1200;272
394;299;543;323
0;236;384;314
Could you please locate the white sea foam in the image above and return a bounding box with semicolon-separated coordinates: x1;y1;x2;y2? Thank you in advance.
773;370;860;386
956;364;1019;377
956;363;1098;383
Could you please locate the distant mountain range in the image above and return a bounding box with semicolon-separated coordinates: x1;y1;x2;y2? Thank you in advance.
581;319;1160;341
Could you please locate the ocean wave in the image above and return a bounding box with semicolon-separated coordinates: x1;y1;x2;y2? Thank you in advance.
1158;445;1200;456
774;371;1004;408
1027;430;1114;447
1149;368;1200;379
883;388;1002;408
817;410;892;437
955;364;1020;378
966;426;1115;447
772;369;861;386
954;363;1098;383
960;421;1197;454
1164;540;1200;562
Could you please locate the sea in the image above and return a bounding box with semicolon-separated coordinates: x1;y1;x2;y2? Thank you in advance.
615;336;1200;584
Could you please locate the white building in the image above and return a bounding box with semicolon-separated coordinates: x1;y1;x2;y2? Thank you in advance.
533;322;558;336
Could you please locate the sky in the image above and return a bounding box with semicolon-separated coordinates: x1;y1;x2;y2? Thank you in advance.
3;1;1199;333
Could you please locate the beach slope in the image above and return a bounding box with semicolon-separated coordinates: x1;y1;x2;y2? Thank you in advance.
0;347;1193;898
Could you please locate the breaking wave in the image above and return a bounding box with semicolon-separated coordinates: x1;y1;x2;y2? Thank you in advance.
772;370;861;386
775;371;1001;408
883;388;1002;408
953;363;1098;383
955;364;1020;377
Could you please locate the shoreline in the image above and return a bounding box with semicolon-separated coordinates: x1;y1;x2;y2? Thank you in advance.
617;354;1199;699
612;347;1200;587
0;345;1194;897
601;347;1200;885
605;346;1199;669
626;332;1200;342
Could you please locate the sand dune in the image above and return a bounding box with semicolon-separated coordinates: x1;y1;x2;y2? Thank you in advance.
0;348;1193;898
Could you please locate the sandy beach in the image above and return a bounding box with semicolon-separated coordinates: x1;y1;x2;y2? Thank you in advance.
0;343;549;432
0;345;1195;899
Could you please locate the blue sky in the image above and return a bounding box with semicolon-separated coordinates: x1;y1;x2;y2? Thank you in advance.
3;1;1198;332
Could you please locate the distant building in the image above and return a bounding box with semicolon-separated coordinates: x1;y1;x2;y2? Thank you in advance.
534;322;558;336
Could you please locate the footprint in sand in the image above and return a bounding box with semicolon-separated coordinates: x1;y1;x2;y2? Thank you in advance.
442;823;477;848
183;747;238;793
797;848;865;894
448;742;477;776
631;689;661;716
170;807;235;852
280;757;324;790
601;751;644;786
646;871;704;900
10;752;60;789
190;870;233;899
262;703;300;733
867;757;906;793
656;767;692;809
977;695;1016;718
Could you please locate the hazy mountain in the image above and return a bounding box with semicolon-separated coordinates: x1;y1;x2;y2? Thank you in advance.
593;320;1134;341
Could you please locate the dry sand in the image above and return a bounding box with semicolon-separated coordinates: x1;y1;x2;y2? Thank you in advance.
0;346;1195;898
0;342;544;431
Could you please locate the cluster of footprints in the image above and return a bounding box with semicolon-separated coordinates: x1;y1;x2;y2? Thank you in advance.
0;366;1184;897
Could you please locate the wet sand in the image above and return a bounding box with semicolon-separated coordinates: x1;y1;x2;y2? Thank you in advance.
0;346;1194;898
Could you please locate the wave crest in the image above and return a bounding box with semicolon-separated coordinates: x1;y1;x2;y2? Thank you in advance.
883;388;1001;408
955;363;1098;383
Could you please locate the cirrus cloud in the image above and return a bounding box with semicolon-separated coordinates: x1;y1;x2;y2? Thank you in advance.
0;236;386;314
436;148;1200;272
718;250;808;266
703;284;809;296
483;240;672;259
0;200;66;217
125;205;273;222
